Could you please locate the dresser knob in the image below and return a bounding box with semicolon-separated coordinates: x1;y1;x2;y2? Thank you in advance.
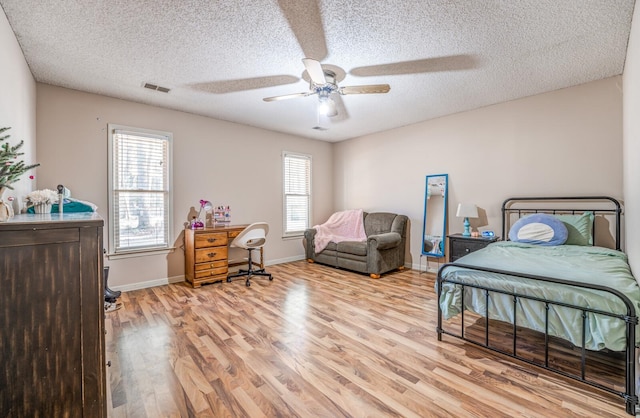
465;248;470;252
207;238;216;243
107;361;112;367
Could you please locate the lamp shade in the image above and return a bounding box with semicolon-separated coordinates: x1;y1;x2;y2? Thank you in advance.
456;203;478;219
318;94;337;117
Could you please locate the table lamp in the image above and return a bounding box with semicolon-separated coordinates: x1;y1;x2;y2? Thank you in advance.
456;203;478;237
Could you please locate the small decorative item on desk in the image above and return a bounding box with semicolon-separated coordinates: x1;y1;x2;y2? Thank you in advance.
191;199;212;229
214;205;231;225
25;188;58;214
190;216;204;229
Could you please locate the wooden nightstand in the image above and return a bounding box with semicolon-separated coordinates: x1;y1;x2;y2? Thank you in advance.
448;233;500;262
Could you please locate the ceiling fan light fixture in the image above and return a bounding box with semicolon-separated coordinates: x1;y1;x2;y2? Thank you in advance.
318;97;337;117
263;58;389;119
317;90;337;117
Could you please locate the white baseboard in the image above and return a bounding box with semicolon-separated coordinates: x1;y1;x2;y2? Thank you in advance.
110;275;185;292
266;255;306;265
110;255;308;292
410;259;442;274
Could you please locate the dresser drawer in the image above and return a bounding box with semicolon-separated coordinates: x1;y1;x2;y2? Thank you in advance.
228;230;241;239
195;232;227;248
451;239;487;257
194;260;227;271
448;234;499;262
195;246;228;263
194;266;228;279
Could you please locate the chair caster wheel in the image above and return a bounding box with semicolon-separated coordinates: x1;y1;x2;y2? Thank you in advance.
226;278;231;283
269;277;273;281
245;281;251;287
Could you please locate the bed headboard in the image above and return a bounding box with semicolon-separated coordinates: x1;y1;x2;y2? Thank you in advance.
501;196;622;250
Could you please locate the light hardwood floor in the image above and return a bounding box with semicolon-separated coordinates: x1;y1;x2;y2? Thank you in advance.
105;261;628;417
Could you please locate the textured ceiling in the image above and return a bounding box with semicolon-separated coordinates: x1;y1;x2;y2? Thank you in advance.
0;0;636;142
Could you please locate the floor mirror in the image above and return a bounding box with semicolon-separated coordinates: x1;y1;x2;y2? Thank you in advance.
421;174;448;271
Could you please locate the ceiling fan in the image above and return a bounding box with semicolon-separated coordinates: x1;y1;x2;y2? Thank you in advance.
194;1;477;126
263;58;390;117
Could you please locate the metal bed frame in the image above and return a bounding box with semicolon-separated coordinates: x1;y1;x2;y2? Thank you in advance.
436;196;638;415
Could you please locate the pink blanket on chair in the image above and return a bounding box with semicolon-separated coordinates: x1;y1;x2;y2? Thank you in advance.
313;209;367;253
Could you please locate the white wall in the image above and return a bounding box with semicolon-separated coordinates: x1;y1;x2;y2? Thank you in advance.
623;4;640;278
36;84;334;289
3;1;629;285
0;7;36;208
334;77;623;269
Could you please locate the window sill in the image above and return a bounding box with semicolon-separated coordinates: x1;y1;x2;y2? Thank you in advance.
282;233;304;240
106;247;175;260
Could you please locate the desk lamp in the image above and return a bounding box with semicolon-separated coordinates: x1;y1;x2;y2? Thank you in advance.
191;200;213;229
456;203;478;237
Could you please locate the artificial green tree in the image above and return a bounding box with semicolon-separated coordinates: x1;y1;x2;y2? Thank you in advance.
0;127;39;191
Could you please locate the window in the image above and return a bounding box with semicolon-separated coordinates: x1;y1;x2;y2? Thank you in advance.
108;124;172;255
283;152;311;237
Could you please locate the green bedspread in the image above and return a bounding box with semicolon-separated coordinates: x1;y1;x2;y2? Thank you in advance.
439;241;640;351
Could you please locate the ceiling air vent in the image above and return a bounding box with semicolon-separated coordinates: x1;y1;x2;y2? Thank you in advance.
143;83;170;93
312;126;328;131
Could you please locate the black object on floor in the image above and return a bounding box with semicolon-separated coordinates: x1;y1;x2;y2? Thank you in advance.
104;266;121;303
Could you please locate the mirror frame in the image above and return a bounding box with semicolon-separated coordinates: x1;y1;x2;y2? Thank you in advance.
421;174;449;258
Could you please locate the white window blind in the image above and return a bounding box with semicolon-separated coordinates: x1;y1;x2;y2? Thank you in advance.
108;125;172;254
283;152;311;236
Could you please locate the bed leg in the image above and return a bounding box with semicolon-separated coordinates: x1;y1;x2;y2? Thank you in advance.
370;273;381;279
625;398;638;416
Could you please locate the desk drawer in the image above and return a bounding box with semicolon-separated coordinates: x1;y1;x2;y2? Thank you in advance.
194;260;227;271
195;266;228;279
195;246;228;263
195;232;227;248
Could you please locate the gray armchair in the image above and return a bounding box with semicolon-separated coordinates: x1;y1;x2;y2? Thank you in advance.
304;212;408;278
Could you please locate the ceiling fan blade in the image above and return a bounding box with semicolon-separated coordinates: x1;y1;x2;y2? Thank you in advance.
338;84;390;95
331;94;349;121
350;55;478;77
263;92;311;102
190;75;299;94
277;0;327;61
302;58;326;85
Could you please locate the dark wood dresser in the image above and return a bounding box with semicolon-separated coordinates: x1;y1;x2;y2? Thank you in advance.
0;213;106;417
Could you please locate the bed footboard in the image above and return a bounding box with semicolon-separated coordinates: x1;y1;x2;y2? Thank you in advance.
437;263;639;416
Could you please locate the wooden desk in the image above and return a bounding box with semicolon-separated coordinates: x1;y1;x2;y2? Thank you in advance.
184;224;263;288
